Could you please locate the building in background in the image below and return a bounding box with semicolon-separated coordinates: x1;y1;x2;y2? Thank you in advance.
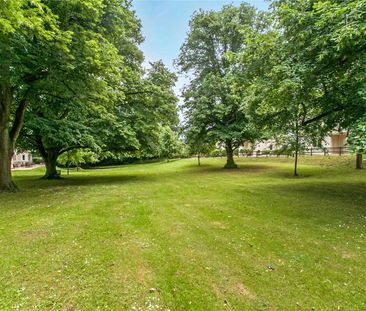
324;131;348;154
12;151;33;168
241;131;349;156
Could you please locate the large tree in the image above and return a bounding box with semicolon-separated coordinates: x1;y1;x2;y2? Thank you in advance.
177;4;266;168
17;0;143;179
231;0;366;175
11;0;150;181
234;29;330;175
118;60;179;160
19;59;179;178
0;0;71;191
271;0;366;169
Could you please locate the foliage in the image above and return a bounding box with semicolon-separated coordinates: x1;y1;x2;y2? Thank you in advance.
209;148;226;158
270;0;366;128
58;150;99;168
348;116;366;154
239;148;254;157
118;61;179;159
17;3;179;179
0;0;71;189
229;0;366;174
158;126;184;160
178;4;266;168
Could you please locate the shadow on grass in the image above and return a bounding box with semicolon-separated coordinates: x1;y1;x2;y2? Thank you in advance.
11;158;362;195
85;159;173;170
15;174;155;192
182;162;276;174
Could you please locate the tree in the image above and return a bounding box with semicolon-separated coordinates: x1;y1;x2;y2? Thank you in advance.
18;0;145;180
19;58;180;178
0;0;70;191
231;0;366;175
238;35;329;175
58;150;99;174
271;0;366;169
19;101;107;179
185;132;215;166
116;61;179;160
177;4;266;169
158;126;183;162
348;116;366;169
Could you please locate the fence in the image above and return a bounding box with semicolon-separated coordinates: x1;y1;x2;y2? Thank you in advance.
241;146;350;158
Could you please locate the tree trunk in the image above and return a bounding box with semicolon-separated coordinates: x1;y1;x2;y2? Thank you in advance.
356;153;363;170
0;69;19;192
0;141;17;192
197;152;201;166
294;148;299;177
224;139;237;169
294;121;300;177
42;150;61;179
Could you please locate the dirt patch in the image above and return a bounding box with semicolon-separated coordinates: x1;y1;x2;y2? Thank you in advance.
61;304;76;311
21;229;49;240
211;221;227;230
232;283;256;300
212;281;256;302
333;246;356;260
137;264;153;283
341;251;356;259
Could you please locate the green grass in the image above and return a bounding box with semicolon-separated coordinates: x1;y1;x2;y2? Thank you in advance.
0;156;365;310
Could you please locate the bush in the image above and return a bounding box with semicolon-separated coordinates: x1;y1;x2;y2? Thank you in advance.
209;149;225;157
240;149;254;157
32;157;43;165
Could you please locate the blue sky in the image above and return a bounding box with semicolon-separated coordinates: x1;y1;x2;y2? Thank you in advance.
133;0;269;96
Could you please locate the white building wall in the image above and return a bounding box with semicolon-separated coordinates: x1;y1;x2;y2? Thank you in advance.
11;151;33;168
241;132;349;154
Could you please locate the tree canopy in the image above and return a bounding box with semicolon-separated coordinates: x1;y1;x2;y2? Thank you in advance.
228;0;366;174
178;4;267;168
0;0;179;188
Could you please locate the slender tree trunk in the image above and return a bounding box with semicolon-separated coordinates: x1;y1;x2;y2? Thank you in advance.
42;150;61;179
294;121;299;177
294;148;299;177
224;139;237;169
67;151;70;175
356;153;363;170
197;152;201;166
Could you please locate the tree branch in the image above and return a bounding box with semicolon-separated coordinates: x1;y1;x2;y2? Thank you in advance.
125;90;151;96
59;145;90;155
9;99;28;144
59;79;78;96
37;92;73;102
301;105;346;126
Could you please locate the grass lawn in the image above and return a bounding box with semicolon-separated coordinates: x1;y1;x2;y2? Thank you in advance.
0;156;365;310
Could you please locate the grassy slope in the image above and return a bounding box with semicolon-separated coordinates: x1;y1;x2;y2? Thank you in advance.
0;157;365;310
